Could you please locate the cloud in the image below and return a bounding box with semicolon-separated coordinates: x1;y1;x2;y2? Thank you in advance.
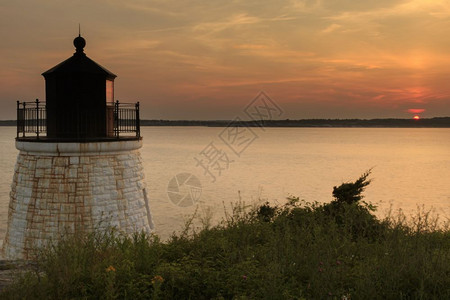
321;23;342;34
233;44;268;50
407;108;426;114
193;13;262;33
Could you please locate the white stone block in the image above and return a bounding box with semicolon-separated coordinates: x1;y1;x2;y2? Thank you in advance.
69;156;79;165
38;178;50;189
36;158;52;169
102;167;114;176
54;157;69;167
92;186;104;195
54;166;65;175
67;168;78;178
80;157;90;164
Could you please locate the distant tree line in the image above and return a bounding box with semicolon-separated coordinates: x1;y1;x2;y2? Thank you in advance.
1;117;450;128
141;117;450;127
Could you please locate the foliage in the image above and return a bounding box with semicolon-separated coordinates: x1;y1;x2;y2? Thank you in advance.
2;172;450;299
332;170;371;205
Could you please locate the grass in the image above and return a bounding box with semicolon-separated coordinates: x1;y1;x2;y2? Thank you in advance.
2;172;449;299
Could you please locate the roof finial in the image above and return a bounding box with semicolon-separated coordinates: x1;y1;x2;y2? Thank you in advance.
74;25;86;54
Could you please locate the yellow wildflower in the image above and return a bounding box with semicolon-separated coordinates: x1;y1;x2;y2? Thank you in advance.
105;265;116;272
151;275;164;284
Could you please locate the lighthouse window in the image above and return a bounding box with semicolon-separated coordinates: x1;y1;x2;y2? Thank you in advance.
106;80;114;102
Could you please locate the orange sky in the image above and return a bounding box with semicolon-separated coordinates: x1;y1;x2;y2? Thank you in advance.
1;0;450;120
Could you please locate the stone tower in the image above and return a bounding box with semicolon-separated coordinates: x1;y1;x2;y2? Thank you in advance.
2;35;153;259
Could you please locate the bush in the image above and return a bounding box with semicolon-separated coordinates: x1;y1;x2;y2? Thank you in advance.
2;172;449;299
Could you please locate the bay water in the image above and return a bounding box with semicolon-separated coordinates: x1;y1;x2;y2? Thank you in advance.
0;126;449;241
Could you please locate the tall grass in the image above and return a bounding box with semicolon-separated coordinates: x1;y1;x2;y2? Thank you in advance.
2;172;449;299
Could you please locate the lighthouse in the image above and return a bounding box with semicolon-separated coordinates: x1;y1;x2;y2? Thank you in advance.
2;35;153;259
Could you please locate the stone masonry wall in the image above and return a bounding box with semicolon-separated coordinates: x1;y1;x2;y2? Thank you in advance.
2;140;153;259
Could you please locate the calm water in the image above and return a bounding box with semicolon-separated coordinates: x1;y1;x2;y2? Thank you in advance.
0;127;449;240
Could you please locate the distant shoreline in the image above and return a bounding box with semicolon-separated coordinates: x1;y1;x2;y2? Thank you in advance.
1;117;450;128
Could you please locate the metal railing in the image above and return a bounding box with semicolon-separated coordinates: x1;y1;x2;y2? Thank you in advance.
17;99;46;139
112;101;140;138
17;99;140;140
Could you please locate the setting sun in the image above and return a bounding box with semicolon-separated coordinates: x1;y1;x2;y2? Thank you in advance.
413;115;420;120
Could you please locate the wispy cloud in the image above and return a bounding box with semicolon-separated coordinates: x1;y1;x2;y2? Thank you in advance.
321;23;341;34
193;13;262;33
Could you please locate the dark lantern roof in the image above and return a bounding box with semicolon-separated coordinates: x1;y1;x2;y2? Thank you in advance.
42;35;116;80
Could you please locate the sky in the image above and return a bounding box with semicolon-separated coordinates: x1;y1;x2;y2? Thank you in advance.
1;0;450;120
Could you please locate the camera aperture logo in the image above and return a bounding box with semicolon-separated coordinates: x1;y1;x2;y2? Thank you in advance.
167;173;202;207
